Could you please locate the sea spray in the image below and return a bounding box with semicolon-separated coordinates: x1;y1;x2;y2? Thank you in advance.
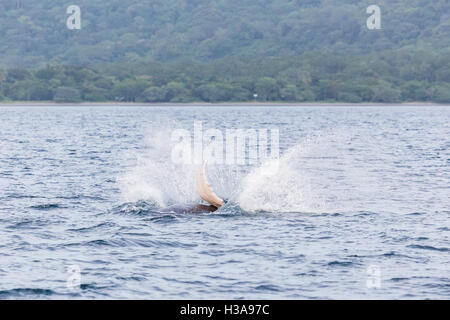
236;130;378;214
119;123;383;214
118;123;197;206
238;144;317;213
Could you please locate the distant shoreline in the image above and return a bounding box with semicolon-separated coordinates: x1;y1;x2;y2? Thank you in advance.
0;101;448;107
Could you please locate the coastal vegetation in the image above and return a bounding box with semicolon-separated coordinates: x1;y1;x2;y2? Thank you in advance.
0;0;449;103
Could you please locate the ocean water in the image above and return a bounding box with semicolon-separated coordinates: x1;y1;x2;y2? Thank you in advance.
0;105;448;299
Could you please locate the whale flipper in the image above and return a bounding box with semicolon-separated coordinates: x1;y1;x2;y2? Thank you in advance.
197;162;224;208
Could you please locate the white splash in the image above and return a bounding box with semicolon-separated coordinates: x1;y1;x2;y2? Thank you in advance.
237;141;323;213
119;125;381;214
118;125;199;207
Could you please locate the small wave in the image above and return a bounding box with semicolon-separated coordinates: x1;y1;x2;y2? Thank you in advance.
7;218;50;230
56;194;105;201
112;200;159;216
390;277;410;282
162;277;206;286
382;251;398;257
66;237;197;249
84;239;113;247
80;283;116;292
116;276;147;282
354;211;376;217
254;284;281;292
30;203;65;210
327;260;356;267
350;251;427;262
407;212;426;216
424;282;450;289
8;194;41;199
0;288;55;298
407;244;449;252
144;214;178;224
66;222;117;233
209;202;247;215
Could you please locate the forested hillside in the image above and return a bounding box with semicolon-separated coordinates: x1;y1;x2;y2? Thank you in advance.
0;0;449;103
0;0;449;66
2;51;449;103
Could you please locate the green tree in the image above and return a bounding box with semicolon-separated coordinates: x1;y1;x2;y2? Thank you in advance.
54;87;82;103
141;86;168;102
372;82;402;103
432;85;450;103
165;82;192;102
255;77;280;101
112;79;149;102
280;84;302;101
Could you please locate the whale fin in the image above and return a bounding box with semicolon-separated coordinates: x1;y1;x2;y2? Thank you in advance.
197;162;225;208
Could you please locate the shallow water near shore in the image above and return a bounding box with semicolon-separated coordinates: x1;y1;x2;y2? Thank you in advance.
0;105;448;299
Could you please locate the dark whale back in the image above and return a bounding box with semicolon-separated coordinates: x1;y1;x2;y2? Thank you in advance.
161;203;218;214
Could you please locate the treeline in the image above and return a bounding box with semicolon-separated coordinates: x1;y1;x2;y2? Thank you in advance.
1;50;449;103
0;0;449;67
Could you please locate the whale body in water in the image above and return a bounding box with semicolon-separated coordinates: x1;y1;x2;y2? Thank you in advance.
160;163;225;214
160;203;219;214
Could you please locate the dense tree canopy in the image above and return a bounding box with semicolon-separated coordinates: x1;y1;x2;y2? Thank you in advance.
1;51;449;103
0;1;448;103
0;0;449;66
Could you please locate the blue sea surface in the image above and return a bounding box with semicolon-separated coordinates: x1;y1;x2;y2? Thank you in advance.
0;105;448;299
